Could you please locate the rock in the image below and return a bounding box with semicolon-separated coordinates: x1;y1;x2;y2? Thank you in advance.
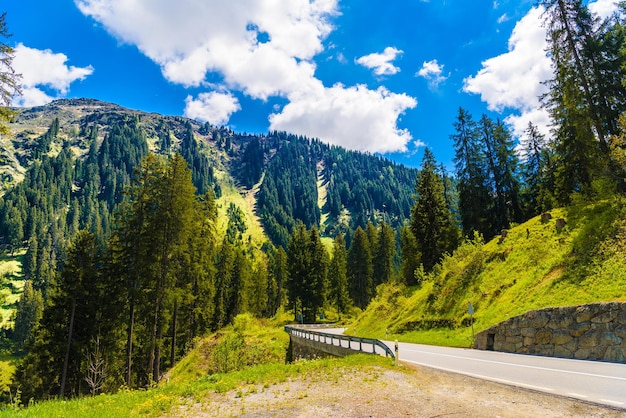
552;329;573;345
555;218;566;232
578;329;602;349
569;322;591;338
535;329;552;345
541;212;552;223
603;346;625;362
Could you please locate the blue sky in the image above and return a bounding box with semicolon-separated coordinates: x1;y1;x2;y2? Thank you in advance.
4;0;618;168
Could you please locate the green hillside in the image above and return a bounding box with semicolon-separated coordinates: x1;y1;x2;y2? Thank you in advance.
352;196;626;347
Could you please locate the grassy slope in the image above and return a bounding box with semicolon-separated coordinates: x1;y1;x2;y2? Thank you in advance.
0;315;393;417
353;197;626;347
0;253;23;330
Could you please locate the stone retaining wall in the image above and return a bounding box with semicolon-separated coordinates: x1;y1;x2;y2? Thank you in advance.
473;302;626;362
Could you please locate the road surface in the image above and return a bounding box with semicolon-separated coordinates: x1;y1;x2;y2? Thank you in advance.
324;328;626;409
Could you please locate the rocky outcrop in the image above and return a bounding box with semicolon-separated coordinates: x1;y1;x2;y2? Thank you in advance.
473;302;626;362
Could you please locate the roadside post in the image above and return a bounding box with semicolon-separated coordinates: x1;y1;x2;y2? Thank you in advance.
468;302;475;344
394;340;398;366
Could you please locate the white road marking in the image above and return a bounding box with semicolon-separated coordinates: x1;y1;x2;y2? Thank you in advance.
401;358;555;392
600;399;624;406
400;347;626;381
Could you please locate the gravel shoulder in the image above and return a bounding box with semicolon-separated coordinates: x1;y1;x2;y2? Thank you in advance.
172;361;626;417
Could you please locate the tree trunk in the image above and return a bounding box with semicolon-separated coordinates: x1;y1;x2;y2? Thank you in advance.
170;301;178;367
125;301;135;387
60;299;76;398
148;303;158;385
556;0;607;149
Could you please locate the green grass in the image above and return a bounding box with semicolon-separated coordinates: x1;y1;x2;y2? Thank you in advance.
0;354;392;418
353;197;626;347
0;252;24;330
0;316;392;417
0;353;20;399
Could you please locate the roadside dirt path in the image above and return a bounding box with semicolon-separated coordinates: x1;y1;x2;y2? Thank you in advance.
172;362;626;417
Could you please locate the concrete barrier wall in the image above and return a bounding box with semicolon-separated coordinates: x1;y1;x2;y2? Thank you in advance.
473;302;626;362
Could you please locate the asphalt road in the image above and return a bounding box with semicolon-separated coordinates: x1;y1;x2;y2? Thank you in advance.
323;328;626;409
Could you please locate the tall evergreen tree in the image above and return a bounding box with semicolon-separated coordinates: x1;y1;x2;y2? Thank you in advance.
328;233;351;317
451;108;491;238
521;122;549;215
286;223;310;321
266;245;287;317
12;280;43;351
347;226;373;309
479;116;523;233
14;231;107;401
400;225;420;286
541;0;626;201
372;221;396;287
0;12;22;134
411;148;460;272
304;227;327;322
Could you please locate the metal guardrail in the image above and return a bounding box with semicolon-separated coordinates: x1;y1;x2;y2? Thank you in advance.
284;325;395;359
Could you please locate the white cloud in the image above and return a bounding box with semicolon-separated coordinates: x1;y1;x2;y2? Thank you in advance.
184;92;241;126
463;1;619;145
75;0;335;94
76;0;416;154
463;7;549;113
497;13;509;24
12;43;94;107
269;83;417;154
356;47;403;76
416;59;448;89
504;107;553;147
462;6;552;142
589;0;618;19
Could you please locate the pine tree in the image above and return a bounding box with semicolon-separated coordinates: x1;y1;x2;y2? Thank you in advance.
400;225;420;286
13;231;104;401
541;0;626;151
213;237;234;329
411;148;460;272
12;280;43;350
328;233;351;317
266;245;287;317
479;116;523;232
303;227;327;322
285;223;329;322
372;221;396;286
521;122;548;216
347;226;373;309
0;12;22;134
286;223;310;322
451;108;491;238
540;0;626;201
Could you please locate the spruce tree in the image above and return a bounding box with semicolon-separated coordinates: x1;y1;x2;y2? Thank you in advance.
0;12;22;134
347;226;373;309
400;225;420;286
328;233;351;317
372;221;396;286
286;223;310;321
451;108;491;238
411;148;460;272
12;280;43;351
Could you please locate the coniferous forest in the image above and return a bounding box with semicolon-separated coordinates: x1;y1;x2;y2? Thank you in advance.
0;0;625;405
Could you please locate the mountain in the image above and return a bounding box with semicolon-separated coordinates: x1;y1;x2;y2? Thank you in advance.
0;98;419;251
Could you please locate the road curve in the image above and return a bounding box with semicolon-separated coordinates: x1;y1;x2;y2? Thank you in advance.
323;328;626;409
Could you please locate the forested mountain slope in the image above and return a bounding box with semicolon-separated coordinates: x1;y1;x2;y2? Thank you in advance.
0;98;418;252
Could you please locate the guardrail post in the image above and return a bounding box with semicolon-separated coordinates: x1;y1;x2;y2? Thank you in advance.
394;340;398;366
